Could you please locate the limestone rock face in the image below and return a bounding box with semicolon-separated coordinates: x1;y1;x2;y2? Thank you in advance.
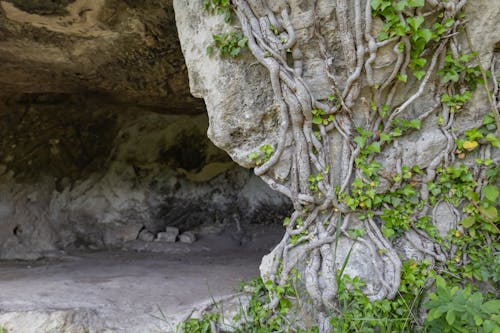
0;0;203;112
174;0;500;172
173;0;500;301
0;0;293;259
0;109;291;259
0;309;103;333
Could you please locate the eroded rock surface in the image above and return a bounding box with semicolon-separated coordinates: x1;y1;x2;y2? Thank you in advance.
173;0;500;305
0;0;292;260
0;0;202;111
0;106;291;259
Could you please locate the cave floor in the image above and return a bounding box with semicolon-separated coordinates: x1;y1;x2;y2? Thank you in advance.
0;226;283;333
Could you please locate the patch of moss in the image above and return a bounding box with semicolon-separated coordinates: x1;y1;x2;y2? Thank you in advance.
5;0;76;16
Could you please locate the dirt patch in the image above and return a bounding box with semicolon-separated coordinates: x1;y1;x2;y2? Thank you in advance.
0;226;283;332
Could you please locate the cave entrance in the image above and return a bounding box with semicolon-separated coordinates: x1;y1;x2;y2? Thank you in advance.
0;95;289;331
0;1;290;331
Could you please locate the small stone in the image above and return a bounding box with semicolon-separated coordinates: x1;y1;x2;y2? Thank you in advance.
137;229;155;242
104;224;143;246
179;231;196;244
166;226;180;234
156;226;179;243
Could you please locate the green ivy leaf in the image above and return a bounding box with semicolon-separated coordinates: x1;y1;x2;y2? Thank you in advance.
391;128;403;137
394;0;407;11
382;226;395;238
407;16;424;30
367;142;381;153
419;28;434;43
370;0;388;10
408;0;424;7
397;74;408;82
479;205;498;221
483;185;499;202
414;70;426;80
486;133;500;148
380;133;392;142
409;119;422;129
354;136;367;148
412;57;427;68
461;216;476;228
441;69;459;83
312;115;323;125
237;37;248;48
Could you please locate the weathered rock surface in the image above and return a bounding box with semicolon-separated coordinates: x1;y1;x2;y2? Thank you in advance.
0;0;203;112
173;0;500;301
137;229;155;242
174;0;500;171
0;109;291;259
179;230;196;244
156;226;179;243
0;309;103;333
0;0;293;259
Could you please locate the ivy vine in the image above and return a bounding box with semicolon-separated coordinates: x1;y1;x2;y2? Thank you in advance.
184;0;500;332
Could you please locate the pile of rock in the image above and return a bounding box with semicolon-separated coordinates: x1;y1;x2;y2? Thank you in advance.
137;227;196;244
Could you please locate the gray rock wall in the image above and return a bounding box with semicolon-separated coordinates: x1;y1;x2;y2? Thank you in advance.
0;105;290;259
0;0;293;260
173;0;500;306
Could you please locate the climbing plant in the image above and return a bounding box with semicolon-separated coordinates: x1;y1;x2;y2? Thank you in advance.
190;0;500;332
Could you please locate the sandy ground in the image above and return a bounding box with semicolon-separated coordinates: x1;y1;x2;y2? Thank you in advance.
0;226;283;333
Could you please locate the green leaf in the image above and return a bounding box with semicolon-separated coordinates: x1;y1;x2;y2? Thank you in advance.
486;133;500;148
230;47;241;57
409;119;422;129
408;0;424;7
444;18;455;28
407;16;424;30
414;70;426;80
479;205;498;221
425;308;442;322
378;31;389;41
312;115;323;125
397;74;408;82
435;275;446;288
391;128;403;137
483;320;496;333
394;0;407;11
461;216;476;228
354;136;367;148
237;37;248;48
483;185;499;202
442;70;460;83
465;128;484;141
382;226;395;238
370;0;384;10
412;57;427;68
446;309;456;325
367;142;381;153
481;300;500;314
419;28;434;43
380;133;392;142
483;113;496;125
